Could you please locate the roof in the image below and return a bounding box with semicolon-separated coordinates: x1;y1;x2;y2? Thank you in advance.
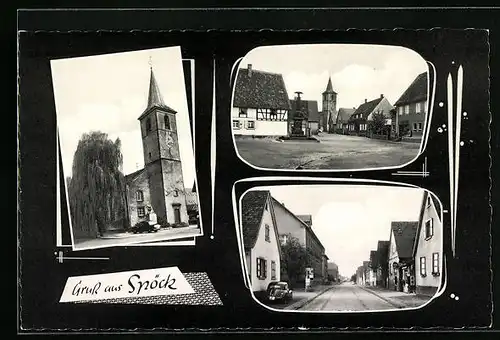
350;97;384;121
124;168;146;182
394;72;428;106
369;250;377;267
375;240;390;267
138;68;177;120
289;99;320;122
323;77;337;94
233;67;291;110
336;108;356;124
241;191;270;250
391;221;419;260
297;214;313;227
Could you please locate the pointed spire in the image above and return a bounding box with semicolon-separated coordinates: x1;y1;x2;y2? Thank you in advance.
325;76;334;93
146;67;166;110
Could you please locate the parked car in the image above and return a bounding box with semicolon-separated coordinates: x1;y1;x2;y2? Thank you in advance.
266;281;293;303
131;221;160;234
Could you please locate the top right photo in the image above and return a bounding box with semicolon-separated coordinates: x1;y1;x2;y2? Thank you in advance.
231;44;430;171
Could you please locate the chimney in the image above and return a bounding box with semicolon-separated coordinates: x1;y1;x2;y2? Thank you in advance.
380;94;384;98
247;64;252;77
364;99;367;103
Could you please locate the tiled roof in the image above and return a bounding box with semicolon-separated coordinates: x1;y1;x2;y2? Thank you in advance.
376;240;390;265
297;214;313;227
350;97;384;121
394;72;428;106
336;108;356;124
241;190;270;250
391;221;419;259
124;168;146;182
233;67;292;110
289;99;320;122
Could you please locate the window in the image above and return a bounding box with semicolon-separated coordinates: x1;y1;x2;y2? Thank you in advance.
265;224;270;242
413;123;417;131
398;106;403;116
425;218;434;239
173;204;181;224
416;102;421;113
256;108;287;121
146;118;152;132
136;190;144;202
148;152;152;159
239;108;248;118
173;189;179;197
256;257;267;280
246;120;255;129
164;115;170;130
233;120;241;129
420;256;427;276
432;252;440;275
137;206;146;218
404;105;409;114
271;261;277;280
418;122;423;131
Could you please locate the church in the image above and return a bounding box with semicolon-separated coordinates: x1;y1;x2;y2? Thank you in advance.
124;66;193;229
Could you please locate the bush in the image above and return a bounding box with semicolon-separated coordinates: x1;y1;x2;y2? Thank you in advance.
172;221;189;228
157;216;171;228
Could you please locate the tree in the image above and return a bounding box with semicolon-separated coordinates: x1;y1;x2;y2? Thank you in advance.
68;131;127;238
368;112;388;135
280;234;313;286
350;274;357;282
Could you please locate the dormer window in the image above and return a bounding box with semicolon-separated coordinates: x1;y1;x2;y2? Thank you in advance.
164;115;170;130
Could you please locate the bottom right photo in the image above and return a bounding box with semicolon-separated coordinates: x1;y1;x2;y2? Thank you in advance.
239;184;444;312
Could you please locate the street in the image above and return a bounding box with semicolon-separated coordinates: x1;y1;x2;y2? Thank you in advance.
298;282;400;311
235;133;421;170
73;225;202;250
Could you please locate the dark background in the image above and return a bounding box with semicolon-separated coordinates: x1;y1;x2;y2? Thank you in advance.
17;8;496;332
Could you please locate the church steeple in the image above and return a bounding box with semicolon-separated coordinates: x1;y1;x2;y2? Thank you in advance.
146;67;166;110
324;76;336;94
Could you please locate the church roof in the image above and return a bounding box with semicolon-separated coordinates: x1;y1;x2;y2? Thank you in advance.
323;77;337;94
138;68;177;120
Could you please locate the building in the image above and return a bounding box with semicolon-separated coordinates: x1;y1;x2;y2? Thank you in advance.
413;191;443;297
320;77;338;133
388;221;419;293
289;94;320;137
393;72;428;137
321;254;329;284
272;198;326;285
347;95;393;136
375;240;390;288
362;261;371;286
232;64;291;137
125;67;190;229
356;266;365;285
327;262;340;282
241;190;282;296
335;107;356;134
186;182;199;226
368;250;378;286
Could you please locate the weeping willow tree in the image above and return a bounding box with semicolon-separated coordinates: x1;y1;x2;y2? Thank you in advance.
68;131;127;239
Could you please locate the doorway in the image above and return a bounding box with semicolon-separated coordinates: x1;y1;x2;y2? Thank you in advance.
173;205;181;224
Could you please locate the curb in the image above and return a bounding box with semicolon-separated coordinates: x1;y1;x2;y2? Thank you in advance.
358;286;406;309
284;285;334;310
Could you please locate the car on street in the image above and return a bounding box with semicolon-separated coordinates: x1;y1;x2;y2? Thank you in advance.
266;281;293;303
130;221;160;234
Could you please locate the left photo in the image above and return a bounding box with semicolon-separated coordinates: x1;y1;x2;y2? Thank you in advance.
52;46;203;250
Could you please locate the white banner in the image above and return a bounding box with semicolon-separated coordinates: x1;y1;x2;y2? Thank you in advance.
59;267;195;303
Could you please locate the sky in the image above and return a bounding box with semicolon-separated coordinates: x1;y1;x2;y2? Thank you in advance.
239;44;428;111
51;46;196;187
265;185;425;277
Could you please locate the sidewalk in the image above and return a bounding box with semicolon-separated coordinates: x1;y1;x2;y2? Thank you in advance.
359;285;432;309
283;284;335;310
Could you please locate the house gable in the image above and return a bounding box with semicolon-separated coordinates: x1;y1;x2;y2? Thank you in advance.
394;72;428;107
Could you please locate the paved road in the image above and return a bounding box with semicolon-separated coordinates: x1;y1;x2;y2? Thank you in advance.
235;133;421;170
298;282;399;311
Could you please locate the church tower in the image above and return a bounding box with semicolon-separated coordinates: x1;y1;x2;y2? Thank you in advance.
322;77;337;133
138;66;189;225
